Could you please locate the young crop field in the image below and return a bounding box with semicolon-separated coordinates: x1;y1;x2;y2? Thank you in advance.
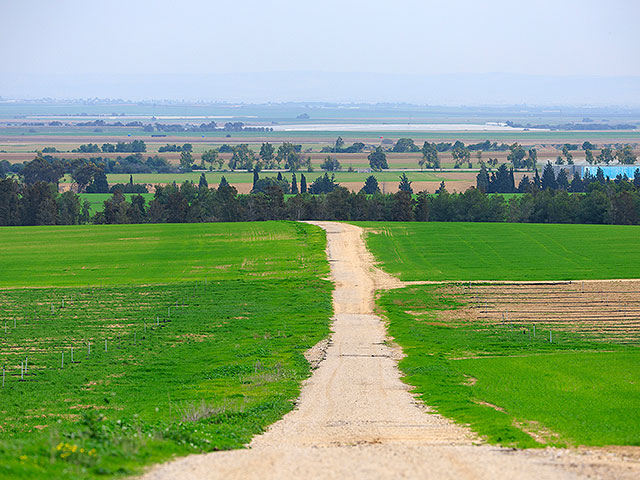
377;285;640;448
366;221;640;448
0;221;332;479
358;222;640;281
78;193;155;215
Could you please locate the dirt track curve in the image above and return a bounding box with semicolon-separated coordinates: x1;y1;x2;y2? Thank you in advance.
141;221;639;480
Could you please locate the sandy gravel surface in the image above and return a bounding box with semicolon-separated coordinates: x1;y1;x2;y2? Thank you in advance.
140;221;639;480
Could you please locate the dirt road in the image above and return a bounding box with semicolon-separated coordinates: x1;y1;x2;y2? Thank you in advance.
141;222;638;479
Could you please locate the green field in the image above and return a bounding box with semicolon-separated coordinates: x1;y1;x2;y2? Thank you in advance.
358;222;640;281
366;221;640;448
0;222;332;479
378;286;640;448
78;193;154;215
89;170;459;186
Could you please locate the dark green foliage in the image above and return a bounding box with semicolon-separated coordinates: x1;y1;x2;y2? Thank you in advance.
259;142;275;168
198;173;208;189
360;175;380;194
368;147;388;171
556;169;569;190
476;164;489;193
252;176;290;195
541;162;557;190
320;156;341;172
308;173;338;194
420;142;440;169
300;174;307;194
392;138;420;153
85;169;110;193
398;173;413;193
507;143;527;168
21;156;64;185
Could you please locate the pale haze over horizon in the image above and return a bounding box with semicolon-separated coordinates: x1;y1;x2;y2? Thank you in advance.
1;0;639;105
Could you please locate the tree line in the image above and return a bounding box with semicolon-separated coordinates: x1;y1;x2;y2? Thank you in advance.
4;170;640;226
478;162;640;194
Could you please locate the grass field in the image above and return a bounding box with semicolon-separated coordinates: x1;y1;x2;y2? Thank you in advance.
366;221;640;448
78;193;154;215
89;170;461;186
378;286;640;448
358;222;640;281
0;221;332;479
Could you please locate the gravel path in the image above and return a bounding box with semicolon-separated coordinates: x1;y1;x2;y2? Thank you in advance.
141;221;639;480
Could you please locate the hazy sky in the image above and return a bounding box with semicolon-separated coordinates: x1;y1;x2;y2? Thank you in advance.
1;0;639;103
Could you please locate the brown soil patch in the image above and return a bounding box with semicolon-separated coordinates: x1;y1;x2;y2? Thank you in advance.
437;280;640;343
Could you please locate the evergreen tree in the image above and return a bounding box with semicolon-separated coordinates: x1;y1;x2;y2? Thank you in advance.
361;175;380;194
435;181;447;194
300;173;307;193
596;167;606;184
398;173;413;193
129;174;134;185
291;173;298;194
634;168;640;188
494;164;513;193
476;163;489;193
391;191;414;221
414;192;430;221
517;175;531;193
219;176;230;189
557;169;569;190
533;169;541;190
199;172;208;189
569;173;584;192
253;168;259;189
541;162;557;190
277;172;283;181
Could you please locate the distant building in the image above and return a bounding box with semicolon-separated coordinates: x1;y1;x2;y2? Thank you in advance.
552;164;640;179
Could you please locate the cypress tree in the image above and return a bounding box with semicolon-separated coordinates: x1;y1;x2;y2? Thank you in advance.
476;163;489;193
398;173;413;193
533;169;541;190
253;168;259;189
541;162;557;190
557;169;569;190
291;173;298;194
219;176;230;189
300;173;307;193
199;172;208;189
517;175;531;193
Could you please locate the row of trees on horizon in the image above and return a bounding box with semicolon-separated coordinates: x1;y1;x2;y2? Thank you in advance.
3;165;640;227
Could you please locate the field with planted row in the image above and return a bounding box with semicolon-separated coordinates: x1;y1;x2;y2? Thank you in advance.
0;221;332;479
368;221;640;448
359;222;640;281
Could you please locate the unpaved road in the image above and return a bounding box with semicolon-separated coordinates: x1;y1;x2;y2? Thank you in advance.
141;222;639;480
